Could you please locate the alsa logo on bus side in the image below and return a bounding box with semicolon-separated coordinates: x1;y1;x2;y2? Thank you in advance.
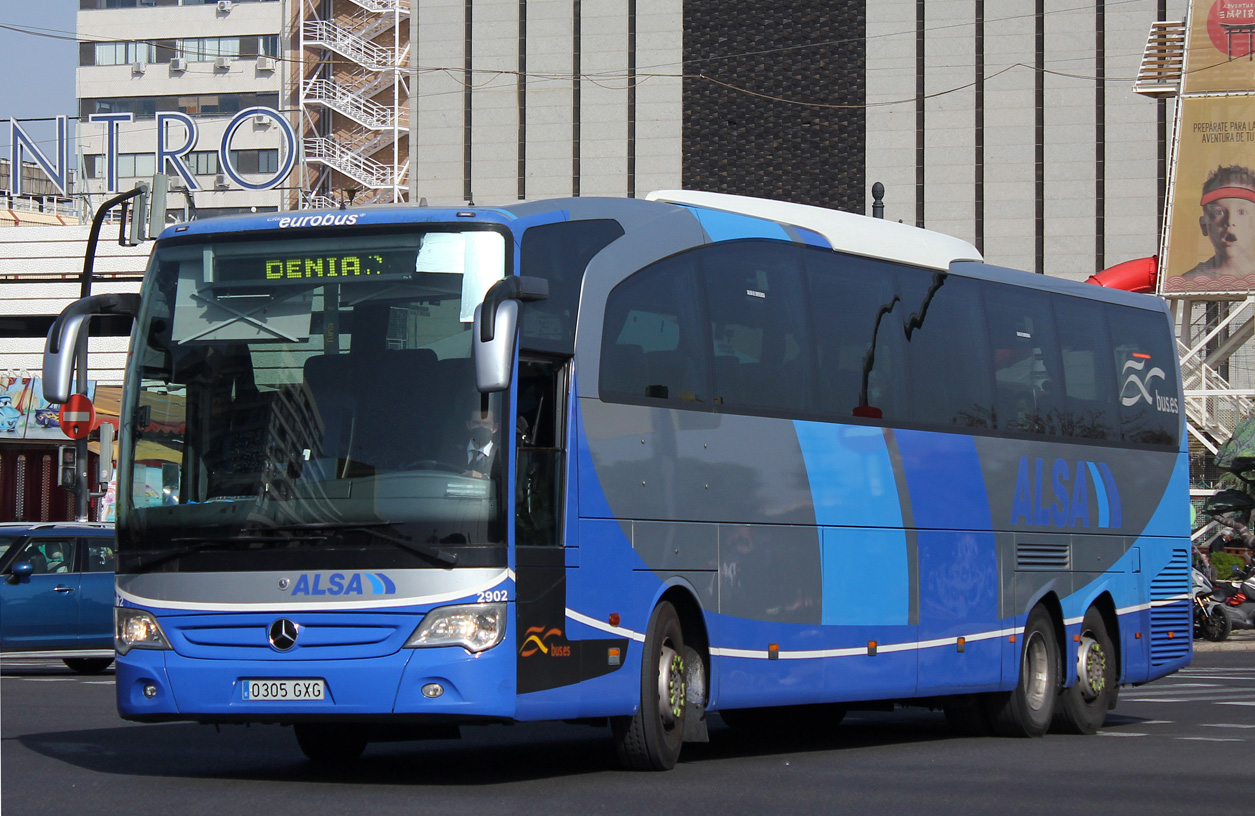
1010;457;1122;529
286;572;397;596
1121;357;1179;415
520;626;571;658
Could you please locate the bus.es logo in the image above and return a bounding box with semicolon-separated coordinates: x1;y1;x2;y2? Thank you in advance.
520;626;571;657
1010;457;1122;529
1121;357;1178;415
286;572;397;596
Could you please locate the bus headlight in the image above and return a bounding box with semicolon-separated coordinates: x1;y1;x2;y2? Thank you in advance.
405;603;506;653
116;608;171;655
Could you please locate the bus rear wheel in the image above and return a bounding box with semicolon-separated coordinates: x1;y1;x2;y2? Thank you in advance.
1052;607;1117;735
612;601;686;770
985;605;1059;737
294;723;369;763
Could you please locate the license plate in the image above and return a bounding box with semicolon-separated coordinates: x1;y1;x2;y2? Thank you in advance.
241;678;326;702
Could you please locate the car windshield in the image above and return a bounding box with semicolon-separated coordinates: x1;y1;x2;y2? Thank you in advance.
117;225;511;573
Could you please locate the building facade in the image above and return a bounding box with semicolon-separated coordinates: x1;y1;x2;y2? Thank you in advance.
76;0;290;220
408;0;1185;283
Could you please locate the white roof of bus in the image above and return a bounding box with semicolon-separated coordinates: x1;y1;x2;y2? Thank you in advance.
646;190;983;271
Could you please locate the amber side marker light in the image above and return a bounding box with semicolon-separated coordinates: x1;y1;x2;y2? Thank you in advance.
768;643;780;661
1135;632;1142;639
867;641;878;656
608;647;621;667
956;637;966;653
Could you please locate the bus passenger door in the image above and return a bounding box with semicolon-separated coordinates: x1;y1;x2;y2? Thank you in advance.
513;359;579;713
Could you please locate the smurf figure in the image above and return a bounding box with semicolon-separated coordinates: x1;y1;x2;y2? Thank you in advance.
0;395;21;433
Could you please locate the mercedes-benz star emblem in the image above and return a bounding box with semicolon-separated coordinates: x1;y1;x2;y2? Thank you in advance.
268;618;299;651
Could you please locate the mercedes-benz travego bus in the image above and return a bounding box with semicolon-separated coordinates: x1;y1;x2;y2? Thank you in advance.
44;191;1190;770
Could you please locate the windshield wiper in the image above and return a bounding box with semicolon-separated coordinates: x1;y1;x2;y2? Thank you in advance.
131;531;330;573
267;521;459;567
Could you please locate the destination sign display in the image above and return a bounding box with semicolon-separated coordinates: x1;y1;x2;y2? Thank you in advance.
214;248;418;285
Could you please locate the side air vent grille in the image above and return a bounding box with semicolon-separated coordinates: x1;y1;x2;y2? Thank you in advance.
1016;542;1070;571
1149;548;1191;666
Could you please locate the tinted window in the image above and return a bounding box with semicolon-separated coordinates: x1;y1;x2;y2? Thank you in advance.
1055;297;1120;440
12;538;77;575
808;254;906;421
601;252;709;407
1108;306;1179;446
898;271;993;428
85;540;117;572
984;283;1064;435
521;219;624;354
701;243;814;416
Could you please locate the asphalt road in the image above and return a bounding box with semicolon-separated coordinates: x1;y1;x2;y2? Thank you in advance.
4;650;1254;816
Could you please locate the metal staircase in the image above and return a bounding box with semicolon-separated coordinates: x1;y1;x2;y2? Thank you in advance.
1134;20;1187;98
299;0;409;206
1178;298;1255;454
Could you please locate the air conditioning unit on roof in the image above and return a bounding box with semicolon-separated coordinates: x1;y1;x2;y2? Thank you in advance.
256;55;276;71
214;174;228;189
217;1;233;11
169;57;187;72
214;56;231;71
131;62;145;75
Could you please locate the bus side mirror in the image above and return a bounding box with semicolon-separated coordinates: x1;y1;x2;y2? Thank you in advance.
43;294;141;404
472;276;549;393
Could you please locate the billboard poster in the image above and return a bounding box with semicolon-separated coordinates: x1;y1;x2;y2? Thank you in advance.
1182;0;1255;95
1161;95;1255;294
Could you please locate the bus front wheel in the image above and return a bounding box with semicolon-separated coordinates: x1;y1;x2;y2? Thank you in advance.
1052;606;1117;735
612;601;686;770
985;605;1059;737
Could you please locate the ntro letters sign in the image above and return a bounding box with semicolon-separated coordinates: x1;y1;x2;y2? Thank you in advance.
8;108;296;197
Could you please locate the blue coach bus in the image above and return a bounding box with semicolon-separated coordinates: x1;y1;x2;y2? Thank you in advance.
44;191;1190;769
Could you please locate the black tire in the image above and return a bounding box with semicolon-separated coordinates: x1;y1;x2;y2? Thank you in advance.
612;601;686;770
63;658;113;674
294;723;369;763
1201;605;1232;642
1052;607;1118;735
985;605;1059;737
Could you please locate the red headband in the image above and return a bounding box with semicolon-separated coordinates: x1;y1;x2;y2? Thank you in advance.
1201;186;1255;207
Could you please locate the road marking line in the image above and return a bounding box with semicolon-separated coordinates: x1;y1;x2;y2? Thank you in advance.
22;678;78;682
1202;723;1255;728
1177;737;1244;742
1215;701;1255;706
1126;699;1190;703
1138;720;1174;725
1160;683;1222;688
83;681;113;685
1097;732;1147;737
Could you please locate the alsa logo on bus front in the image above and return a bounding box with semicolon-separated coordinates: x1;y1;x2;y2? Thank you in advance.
1010;457;1122;529
286;572;397;596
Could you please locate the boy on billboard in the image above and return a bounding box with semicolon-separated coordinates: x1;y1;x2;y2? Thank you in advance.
1180;165;1255;285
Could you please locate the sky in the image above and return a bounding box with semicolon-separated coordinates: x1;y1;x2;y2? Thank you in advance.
0;1;80;165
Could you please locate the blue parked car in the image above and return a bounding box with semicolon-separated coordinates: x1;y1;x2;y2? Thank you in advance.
0;522;115;673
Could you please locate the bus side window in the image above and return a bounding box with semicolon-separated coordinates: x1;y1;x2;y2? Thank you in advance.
983;283;1064;436
1108;307;1179;447
1054;297;1120;441
600;254;709;408
897;271;993;429
808;254;904;422
701;243;815;417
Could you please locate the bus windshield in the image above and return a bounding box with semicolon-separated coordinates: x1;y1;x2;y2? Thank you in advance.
116;226;510;573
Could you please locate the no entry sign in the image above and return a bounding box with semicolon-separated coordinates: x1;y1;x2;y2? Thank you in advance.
59;394;95;440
